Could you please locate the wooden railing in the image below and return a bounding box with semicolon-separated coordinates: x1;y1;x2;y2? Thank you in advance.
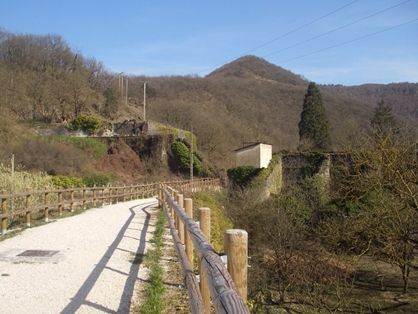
158;184;250;314
0;177;249;313
0;178;217;235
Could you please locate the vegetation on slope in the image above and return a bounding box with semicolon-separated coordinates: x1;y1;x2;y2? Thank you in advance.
1;30;417;173
218;100;418;313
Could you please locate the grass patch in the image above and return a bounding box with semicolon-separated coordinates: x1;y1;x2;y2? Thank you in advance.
137;209;167;314
0;229;23;242
189;191;233;252
1;203;99;241
35;135;107;159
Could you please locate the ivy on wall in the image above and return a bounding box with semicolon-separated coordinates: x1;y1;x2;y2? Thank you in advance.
227;166;263;188
170;140;203;176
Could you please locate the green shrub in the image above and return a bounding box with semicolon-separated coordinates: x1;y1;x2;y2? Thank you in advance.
192;191;233;252
171;141;190;168
67;115;102;135
82;173;112;187
170;140;204;177
51;175;84;188
300;152;325;178
227;166;262;188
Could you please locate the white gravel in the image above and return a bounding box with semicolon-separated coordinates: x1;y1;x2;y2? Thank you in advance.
0;198;159;314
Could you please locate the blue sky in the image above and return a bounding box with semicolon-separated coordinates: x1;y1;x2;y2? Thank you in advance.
1;0;417;85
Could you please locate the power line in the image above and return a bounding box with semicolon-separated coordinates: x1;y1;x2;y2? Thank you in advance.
274;17;418;65
235;0;360;57
263;0;412;58
198;0;359;74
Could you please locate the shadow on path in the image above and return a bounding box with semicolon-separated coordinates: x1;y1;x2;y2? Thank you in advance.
60;200;156;314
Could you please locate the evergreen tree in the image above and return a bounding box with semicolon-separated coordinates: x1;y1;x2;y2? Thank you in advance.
370;99;399;137
298;82;332;151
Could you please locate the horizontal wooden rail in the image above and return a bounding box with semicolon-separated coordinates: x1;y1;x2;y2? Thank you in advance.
160;187;249;314
160;198;206;314
1;179;217;235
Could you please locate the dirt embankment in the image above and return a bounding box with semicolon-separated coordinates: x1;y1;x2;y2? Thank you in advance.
100;140;144;183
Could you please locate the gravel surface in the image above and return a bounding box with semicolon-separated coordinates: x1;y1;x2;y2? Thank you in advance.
0;198;159;314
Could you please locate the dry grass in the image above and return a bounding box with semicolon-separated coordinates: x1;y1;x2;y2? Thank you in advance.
160;229;190;313
348;256;418;313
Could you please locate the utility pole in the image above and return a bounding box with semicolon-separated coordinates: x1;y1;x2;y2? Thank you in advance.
10;154;14;210
118;73;124;94
126;78;128;106
190;125;193;182
143;82;147;121
10;154;14;178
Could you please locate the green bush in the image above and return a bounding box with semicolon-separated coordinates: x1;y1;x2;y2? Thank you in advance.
300;152;325;178
171;141;190;168
67;115;102;135
170;140;203;176
82;173;112;187
227;166;262;188
51;175;84;188
192;191;233;252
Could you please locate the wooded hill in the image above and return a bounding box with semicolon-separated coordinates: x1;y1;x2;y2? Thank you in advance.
1;30;417;173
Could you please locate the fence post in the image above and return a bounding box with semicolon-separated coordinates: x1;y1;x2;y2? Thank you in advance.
123;185;126;202
70;189;74;212
102;186;105;207
44;188;49;222
26;188;31;226
158;187;162;207
173;190;179;229
177;194;184;244
109;187;112;205
184;198;193;265
2;190;7;235
130;184;133;201
58;187;62;215
93;185;97;207
115;187;119;204
224;229;248;303
169;190;174;219
83;186;87;209
199;207;211;313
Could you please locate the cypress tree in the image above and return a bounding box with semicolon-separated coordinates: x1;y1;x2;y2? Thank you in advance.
298;82;332;152
370;99;399;137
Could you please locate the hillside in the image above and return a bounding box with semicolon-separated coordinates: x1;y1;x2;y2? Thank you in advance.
146;56;417;168
0;30;417;175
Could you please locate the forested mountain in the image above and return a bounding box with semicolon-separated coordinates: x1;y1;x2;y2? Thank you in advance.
1;29;417;172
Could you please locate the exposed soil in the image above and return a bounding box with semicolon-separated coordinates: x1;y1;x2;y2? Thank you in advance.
100;139;144;183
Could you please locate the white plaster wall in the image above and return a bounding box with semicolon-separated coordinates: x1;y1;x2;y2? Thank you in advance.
236;145;259;167
259;144;272;168
235;144;272;168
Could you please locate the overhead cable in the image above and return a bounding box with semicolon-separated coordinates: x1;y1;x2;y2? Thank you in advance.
263;0;412;58
199;0;359;74
275;17;418;64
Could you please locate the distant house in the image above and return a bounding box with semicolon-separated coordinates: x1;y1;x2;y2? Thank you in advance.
234;143;272;168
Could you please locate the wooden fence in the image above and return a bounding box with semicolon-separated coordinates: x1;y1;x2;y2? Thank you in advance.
0;177;249;313
0;178;217;235
158;184;250;314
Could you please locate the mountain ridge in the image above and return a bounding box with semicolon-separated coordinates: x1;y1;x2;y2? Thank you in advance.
0;29;416;172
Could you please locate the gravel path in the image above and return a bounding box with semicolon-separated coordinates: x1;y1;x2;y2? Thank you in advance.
0;198;159;314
